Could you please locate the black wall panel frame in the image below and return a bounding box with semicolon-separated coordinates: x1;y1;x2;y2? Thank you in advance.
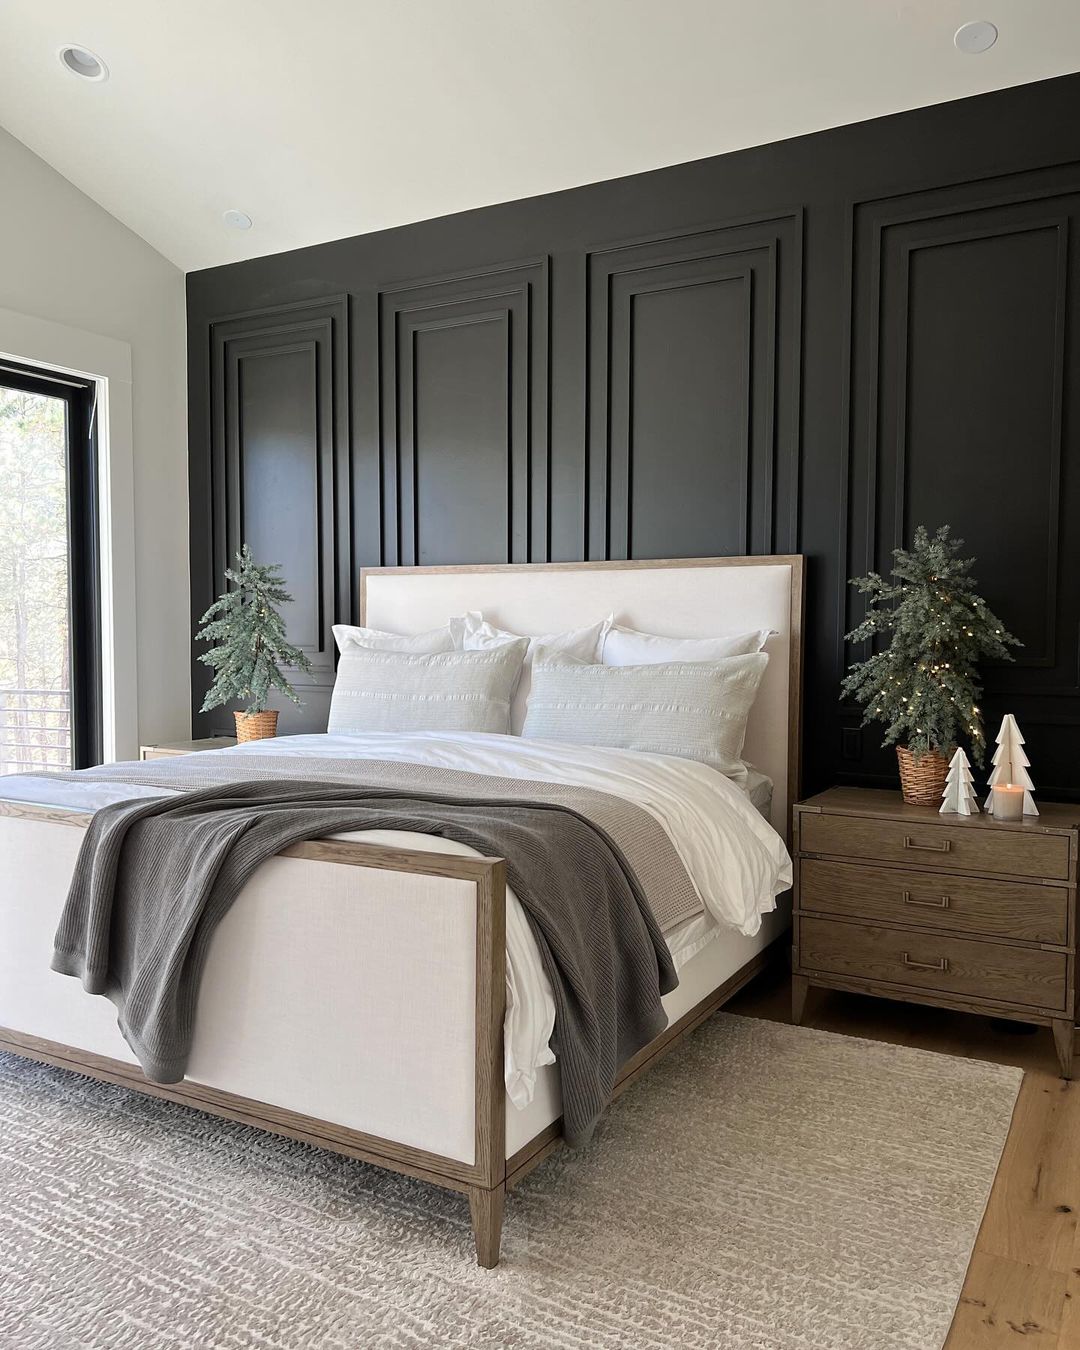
186;75;1080;797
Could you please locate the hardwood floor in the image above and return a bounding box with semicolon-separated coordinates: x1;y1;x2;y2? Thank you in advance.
727;963;1080;1349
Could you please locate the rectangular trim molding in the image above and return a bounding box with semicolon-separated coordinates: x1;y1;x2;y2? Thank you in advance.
186;73;1080;797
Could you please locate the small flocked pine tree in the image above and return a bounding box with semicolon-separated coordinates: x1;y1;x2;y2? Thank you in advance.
940;748;979;816
196;546;312;714
842;525;1020;766
984;714;1038;817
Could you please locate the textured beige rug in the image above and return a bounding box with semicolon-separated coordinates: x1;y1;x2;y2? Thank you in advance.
0;1014;1020;1350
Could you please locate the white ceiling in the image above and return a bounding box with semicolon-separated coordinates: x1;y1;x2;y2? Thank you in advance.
1;1;1079;274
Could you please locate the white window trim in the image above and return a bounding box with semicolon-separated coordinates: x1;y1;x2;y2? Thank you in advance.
0;305;138;764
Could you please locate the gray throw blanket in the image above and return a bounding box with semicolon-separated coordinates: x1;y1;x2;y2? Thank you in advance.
51;778;680;1146
48;752;705;932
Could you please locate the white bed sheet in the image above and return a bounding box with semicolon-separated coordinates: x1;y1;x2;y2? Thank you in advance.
1;730;791;1108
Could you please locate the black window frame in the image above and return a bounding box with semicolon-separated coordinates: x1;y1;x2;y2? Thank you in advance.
0;358;102;768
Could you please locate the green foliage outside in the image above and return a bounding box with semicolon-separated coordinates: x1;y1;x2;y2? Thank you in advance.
197;545;312;715
0;387;71;771
841;525;1019;766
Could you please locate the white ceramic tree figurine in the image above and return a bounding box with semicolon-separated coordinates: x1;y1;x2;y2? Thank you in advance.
940;748;979;816
984;714;1038;816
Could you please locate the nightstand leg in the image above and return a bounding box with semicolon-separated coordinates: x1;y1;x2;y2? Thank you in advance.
1052;1019;1074;1080
791;975;810;1026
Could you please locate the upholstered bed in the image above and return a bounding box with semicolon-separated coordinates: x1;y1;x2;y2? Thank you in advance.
0;556;802;1266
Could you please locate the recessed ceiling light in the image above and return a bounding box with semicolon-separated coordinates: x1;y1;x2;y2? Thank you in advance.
222;210;254;231
954;20;998;54
58;45;109;82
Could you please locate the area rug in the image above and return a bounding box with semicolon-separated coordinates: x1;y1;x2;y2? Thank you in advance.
0;1014;1021;1350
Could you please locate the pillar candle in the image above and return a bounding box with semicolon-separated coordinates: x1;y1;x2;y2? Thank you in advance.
993;783;1024;821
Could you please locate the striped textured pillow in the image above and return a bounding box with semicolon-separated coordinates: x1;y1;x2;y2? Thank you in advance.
522;648;769;781
460;611;612;734
328;640;528;735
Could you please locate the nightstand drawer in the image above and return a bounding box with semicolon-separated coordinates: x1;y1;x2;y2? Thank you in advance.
798;916;1068;1012
800;811;1071;881
800;858;1070;944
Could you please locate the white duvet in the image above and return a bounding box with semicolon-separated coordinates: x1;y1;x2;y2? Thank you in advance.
1;730;792;1108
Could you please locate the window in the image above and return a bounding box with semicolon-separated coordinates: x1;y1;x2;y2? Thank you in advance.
0;359;101;772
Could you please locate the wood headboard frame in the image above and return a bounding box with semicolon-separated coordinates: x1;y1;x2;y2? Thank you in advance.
360;556;804;840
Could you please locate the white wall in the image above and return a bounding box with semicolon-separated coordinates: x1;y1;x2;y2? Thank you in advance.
0;125;189;748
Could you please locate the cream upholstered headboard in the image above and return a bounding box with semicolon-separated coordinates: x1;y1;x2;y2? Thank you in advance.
361;557;804;839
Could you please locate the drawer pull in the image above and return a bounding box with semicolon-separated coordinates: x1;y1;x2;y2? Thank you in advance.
902;952;950;973
903;836;952;853
902;890;951;910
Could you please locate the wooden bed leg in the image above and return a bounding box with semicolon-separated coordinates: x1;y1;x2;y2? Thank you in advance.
791;975;809;1026
468;1183;505;1268
469;857;507;1268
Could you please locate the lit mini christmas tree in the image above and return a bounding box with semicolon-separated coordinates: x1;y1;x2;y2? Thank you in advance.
984;714;1038;816
197;545;312;715
842;526;1019;769
940;748;979;816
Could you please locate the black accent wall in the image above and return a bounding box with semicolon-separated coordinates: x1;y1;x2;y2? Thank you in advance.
186;73;1080;799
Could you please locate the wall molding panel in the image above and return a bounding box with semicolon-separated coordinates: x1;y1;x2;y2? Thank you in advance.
205;294;350;699
377;257;550;567
585;211;802;562
842;163;1080;763
187;75;1080;796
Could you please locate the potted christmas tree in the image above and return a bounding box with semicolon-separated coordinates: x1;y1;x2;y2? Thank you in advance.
841;525;1019;805
196;545;313;743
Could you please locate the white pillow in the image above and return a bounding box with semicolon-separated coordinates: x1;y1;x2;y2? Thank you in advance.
332;618;467;655
522;647;769;782
602;624;773;666
460;611;612;734
328;641;529;735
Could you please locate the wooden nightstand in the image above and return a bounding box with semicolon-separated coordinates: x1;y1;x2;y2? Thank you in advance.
792;787;1080;1078
139;737;237;761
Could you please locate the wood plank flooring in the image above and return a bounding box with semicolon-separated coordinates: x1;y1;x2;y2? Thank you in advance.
727;963;1080;1349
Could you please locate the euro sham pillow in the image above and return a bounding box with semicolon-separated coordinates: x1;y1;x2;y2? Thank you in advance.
332;619;467;655
602;624;773;666
521;648;769;782
328;641;529;735
460;611;612;734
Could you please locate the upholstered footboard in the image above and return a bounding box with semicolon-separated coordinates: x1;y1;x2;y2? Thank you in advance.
0;805;509;1265
0;802;786;1267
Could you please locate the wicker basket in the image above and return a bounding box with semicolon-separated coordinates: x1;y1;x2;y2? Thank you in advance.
896;745;951;806
234;709;279;744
